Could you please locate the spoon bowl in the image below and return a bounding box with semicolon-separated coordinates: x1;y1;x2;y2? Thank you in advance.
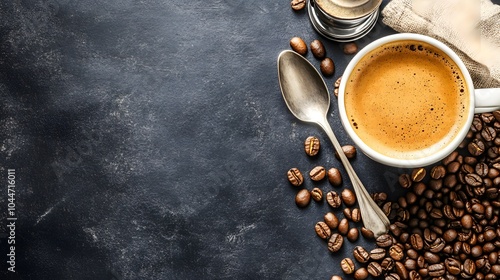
277;50;390;237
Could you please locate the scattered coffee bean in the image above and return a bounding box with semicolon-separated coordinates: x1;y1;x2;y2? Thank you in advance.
351;208;361;222
295;189;310;207
353;267;368;280
290;0;306;11
289;37;307;55
389;244;404;261
394;261;408;279
430;165;446;179
347;227;359;242
376;233;393;247
411;167;426;182
304;136;320;156
320;57;335;76
338;218;349;235
353;246;370;263
370;248;386;261
361;227;374;240
310;39;326;59
333;76;342;97
340;258;355;274
315;221;331;239
381;257;395;270
343;42;358;54
287;168;304;186
327;168;342;186
324;212;339;229
468;138;485;156
311;187;323;202
309;166;326;181
328;233;343;252
326;191;342;208
367;262;382;277
341;188;356;206
399;174;412;188
336;145;356;159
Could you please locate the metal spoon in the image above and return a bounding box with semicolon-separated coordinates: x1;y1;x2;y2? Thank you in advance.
277;50;390;237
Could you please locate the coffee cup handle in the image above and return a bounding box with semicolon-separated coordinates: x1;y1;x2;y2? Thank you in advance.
474;88;500;114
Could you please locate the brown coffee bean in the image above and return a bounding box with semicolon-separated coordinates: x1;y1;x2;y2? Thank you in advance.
351;208;361;222
341;188;356;206
315;221;331;239
289;37;307;55
376;233;393;247
304;136;320;156
328;233;343;252
447;161;460;173
389;244;404;261
290;0;306;11
353;246;370;263
347;227;359;242
370;248;386;261
310;39;325;59
395;261;409;279
340;257;355;274
287;168;304;186
410;233;424;250
367;262;382;277
327;168;342;186
326;191;342;208
411;167;426;182
353;267;368;280
443;151;459;165
320;57;335;76
333;76;342;97
430;165;446;179
427;263;445;277
465;173;483;187
338;145;356;159
330;276;342;280
309;166;326;181
468;139;485;156
295;189;310;207
361;227;374;240
324;212;339;229
463;258;476;276
482;126;497;142
399;174;412;188
443;229;458;243
408;270;421;280
338;218;349;235
461;214;474;229
343;42;358;55
445;258;461;275
385;272;401;280
310;187;323;202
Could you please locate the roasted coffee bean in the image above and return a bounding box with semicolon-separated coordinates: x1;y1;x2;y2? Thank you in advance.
410;233;424;250
320;57;335;76
351;208;361;222
491;264;500;275
461;214;474;229
326;191;342;208
333;76;342;97
409;270;421;280
295;189;311;207
361;227;374;240
341;188;356;206
310;39;326;59
472;116;483;132
343;42;358;54
399;174;412;188
469;139;486;156
338;218;349;235
330;276;342;280
340;257;355;274
395;261;409;279
376;233;393;247
324;212;339;229
443;229;458;243
429;237;446;253
447;161;461;173
315;221;331;239
310;187;323;202
328;233;343;252
482;113;495;123
290;37;307;55
428;263;445;277
370;248;386;261
411;167;426;182
482;126;497;142
445;258;461;275
389;244;404;261
335;145;356;159
343;207;352;220
353;246;370;263
463;258;476;276
476;162;490;177
405;259;417;270
290;0;306;10
367;262;382;277
327;168;342;186
354;267;368;280
431;165;446;179
443;151;459;165
309;166;326;181
347;227;359;242
304;136;320;156
385;272;401;280
287;168;304;186
472;245;483;258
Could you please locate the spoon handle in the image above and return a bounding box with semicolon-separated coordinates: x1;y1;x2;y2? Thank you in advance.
318;118;390;237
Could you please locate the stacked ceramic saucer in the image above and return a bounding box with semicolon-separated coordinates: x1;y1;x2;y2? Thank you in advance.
308;0;382;42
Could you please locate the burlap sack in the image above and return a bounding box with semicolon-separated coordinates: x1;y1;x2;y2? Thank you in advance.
382;0;500;88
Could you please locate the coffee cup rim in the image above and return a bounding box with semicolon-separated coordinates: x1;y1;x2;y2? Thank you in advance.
338;33;475;168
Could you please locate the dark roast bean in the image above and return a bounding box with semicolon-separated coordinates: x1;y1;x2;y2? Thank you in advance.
424;251;440;264
410;233;424;250
340;257;355;274
353;246;370;263
315;221;331;239
399;174;412;188
320;57;335;76
476;162;490;177
395;261;409;279
367;262;383;277
327;168;342;186
482;113;495;123
461;214;474;229
287;168;304;186
443;151;459;165
310;39;325;59
309;166;326;181
468;139;485;156
428;263;445;277
295;189;311;207
341;188;356;206
304;136;320;156
482;127;497;142
354;267;368;280
443;229;458;243
328;233;343;252
409;270;421;280
447;161;461;173
430;165;446;179
370;248;386;261
465;173;483;186
376;233;393;247
290;37;307;55
462;259;476;276
385;272;401;280
429;237;446;253
326;191;342;208
445;258;461;275
472;116;483;132
343;42;358;55
290;0;306;11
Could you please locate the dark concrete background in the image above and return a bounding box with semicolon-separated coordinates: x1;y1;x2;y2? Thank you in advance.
0;0;495;279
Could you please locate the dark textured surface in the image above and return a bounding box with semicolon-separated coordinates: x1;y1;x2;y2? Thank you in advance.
0;0;442;279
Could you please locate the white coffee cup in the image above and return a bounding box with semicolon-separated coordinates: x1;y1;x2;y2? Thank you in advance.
338;33;500;168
